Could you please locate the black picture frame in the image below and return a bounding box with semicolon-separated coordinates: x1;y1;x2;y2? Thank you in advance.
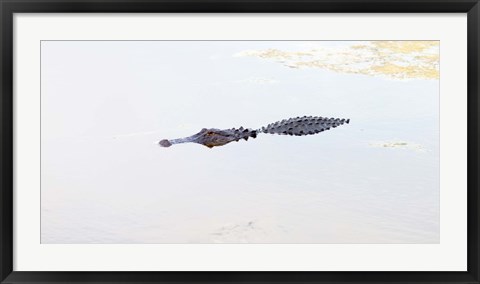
1;0;479;283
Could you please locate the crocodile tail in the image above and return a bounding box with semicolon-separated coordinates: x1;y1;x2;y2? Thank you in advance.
258;116;350;136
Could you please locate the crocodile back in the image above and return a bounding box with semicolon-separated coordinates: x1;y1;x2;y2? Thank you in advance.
259;116;349;136
228;127;258;141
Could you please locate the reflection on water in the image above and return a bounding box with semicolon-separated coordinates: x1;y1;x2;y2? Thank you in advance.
41;41;439;243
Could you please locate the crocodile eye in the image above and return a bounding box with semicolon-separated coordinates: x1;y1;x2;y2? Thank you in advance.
206;131;214;135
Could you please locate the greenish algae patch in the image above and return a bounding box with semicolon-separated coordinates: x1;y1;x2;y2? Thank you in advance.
235;41;439;80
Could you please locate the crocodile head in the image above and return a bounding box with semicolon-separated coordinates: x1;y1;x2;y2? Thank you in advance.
159;128;256;148
192;128;240;148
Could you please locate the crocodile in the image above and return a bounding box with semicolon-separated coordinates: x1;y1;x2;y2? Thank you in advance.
159;116;350;148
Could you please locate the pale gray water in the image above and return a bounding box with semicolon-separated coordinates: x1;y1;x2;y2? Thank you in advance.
41;41;439;243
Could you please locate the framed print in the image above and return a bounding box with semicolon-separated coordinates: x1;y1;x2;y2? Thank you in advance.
1;0;479;283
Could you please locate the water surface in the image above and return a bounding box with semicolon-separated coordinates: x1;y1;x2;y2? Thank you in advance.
41;41;439;243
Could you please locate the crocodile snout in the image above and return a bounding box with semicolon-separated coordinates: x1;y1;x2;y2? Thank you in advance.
159;139;172;147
